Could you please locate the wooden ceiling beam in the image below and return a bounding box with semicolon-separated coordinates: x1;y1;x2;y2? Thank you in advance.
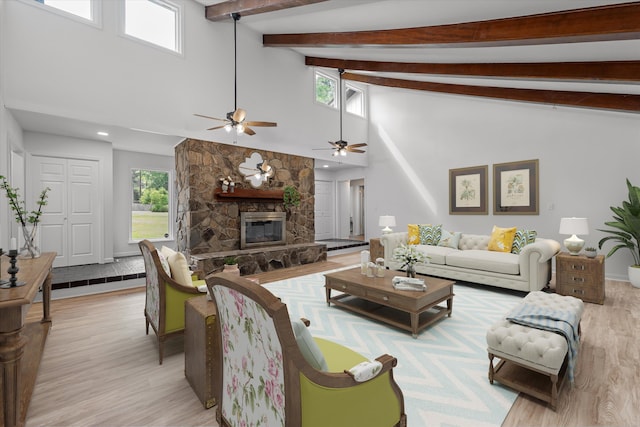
206;0;328;21
264;2;640;47
343;72;640;113
305;57;640;82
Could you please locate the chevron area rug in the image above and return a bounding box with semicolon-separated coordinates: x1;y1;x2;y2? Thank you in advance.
263;268;523;427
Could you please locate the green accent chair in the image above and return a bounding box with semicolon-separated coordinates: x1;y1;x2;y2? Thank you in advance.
138;240;203;364
206;273;407;427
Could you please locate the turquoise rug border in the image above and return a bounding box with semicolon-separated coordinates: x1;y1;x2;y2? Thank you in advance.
264;267;522;426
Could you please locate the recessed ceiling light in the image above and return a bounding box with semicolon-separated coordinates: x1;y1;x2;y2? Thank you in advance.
97;131;109;136
323;164;329;168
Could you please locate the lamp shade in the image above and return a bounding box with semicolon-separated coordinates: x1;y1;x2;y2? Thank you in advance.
379;215;396;234
559;217;589;235
379;216;396;227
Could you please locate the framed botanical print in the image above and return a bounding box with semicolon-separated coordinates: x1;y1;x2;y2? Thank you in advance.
449;165;488;215
493;159;539;215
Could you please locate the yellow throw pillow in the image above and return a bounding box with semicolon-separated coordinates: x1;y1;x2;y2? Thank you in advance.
488;226;517;253
168;251;194;287
407;224;420;245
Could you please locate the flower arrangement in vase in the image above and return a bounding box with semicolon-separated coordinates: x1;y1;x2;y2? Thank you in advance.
393;244;427;278
0;175;50;258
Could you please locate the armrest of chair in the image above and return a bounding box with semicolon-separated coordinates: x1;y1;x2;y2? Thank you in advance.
299;350;404;427
191;269;205;280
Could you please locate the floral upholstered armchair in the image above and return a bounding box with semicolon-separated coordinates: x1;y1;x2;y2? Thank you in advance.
206;274;407;427
138;240;205;364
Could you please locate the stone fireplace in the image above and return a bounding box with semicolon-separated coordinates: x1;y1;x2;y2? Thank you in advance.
241;212;286;249
175;139;326;275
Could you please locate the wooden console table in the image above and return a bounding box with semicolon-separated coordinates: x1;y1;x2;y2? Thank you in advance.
0;252;54;427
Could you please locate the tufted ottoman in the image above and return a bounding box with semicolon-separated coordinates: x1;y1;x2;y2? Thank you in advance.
486;291;584;409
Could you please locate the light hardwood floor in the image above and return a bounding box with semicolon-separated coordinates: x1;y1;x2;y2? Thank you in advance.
24;253;639;426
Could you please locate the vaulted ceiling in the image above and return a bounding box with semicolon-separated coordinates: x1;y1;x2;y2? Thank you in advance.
201;0;640;113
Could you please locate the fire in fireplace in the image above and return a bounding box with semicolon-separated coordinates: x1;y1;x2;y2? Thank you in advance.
240;212;286;249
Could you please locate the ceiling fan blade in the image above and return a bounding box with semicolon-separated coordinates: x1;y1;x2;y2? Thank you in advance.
328;141;340;148
233;108;247;123
348;149;366;153
245;121;277;127
194;113;227;122
312;148;335;150
207;125;227;131
348;143;368;148
243;126;256;136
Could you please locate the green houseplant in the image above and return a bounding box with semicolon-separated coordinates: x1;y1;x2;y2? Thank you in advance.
223;256;240;275
0;175;50;258
283;185;301;209
598;178;640;288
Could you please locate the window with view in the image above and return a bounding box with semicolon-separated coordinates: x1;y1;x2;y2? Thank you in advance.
315;71;338;108
32;0;96;22
123;0;182;53
345;83;365;117
131;169;171;240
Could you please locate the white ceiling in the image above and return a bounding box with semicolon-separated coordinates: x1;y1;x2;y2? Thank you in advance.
10;0;639;167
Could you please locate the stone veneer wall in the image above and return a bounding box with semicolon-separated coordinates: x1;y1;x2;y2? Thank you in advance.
175;138;315;255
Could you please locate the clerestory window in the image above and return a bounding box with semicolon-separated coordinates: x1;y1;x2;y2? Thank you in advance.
122;0;183;54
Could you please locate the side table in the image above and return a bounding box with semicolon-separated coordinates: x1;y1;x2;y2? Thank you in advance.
185;295;218;409
555;252;605;304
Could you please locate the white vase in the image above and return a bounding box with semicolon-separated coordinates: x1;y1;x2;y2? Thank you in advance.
628;266;640;288
223;264;240;276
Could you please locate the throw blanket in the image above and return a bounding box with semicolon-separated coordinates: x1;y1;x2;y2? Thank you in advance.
506;303;580;383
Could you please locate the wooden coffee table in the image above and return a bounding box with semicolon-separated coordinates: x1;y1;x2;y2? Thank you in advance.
324;267;455;338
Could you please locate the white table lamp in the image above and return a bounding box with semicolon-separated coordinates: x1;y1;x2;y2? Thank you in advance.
379;215;396;234
559;217;589;255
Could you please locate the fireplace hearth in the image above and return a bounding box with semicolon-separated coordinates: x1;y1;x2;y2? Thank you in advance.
241;212;286;249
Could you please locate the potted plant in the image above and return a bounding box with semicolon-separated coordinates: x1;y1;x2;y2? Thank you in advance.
583;247;598;258
598;178;640;288
283;185;300;209
223;256;240;275
0;175;50;258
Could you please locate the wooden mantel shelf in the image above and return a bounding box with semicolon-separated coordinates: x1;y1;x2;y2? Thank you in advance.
214;188;284;202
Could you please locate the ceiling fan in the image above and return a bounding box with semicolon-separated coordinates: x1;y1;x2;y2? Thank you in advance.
239;155;274;187
314;69;367;157
194;13;276;136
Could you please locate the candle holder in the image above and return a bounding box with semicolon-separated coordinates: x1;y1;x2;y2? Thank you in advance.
0;249;26;288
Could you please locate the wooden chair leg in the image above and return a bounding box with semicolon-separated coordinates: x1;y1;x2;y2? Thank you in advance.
145;317;149;335
488;353;495;384
158;337;165;365
550;373;558;410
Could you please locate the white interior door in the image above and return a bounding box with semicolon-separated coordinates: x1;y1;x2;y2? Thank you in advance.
32;155;100;267
337;180;350;239
314;180;335;240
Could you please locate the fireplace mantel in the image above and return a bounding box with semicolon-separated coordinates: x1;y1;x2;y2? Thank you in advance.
213;188;284;203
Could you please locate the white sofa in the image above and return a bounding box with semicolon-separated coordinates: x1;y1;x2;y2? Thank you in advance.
380;232;561;292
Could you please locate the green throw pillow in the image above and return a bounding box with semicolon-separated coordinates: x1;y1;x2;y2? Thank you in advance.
418;224;442;245
511;229;537;254
291;319;328;371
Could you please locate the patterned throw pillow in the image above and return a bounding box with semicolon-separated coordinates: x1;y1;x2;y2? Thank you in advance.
157;251;172;277
419;224;442;245
488;225;517;253
511;229;537;254
438;229;462;249
407;224;420;245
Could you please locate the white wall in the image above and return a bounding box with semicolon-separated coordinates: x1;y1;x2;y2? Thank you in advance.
365;85;640;280
24;132;114;263
113;149;176;257
2;0;368;162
